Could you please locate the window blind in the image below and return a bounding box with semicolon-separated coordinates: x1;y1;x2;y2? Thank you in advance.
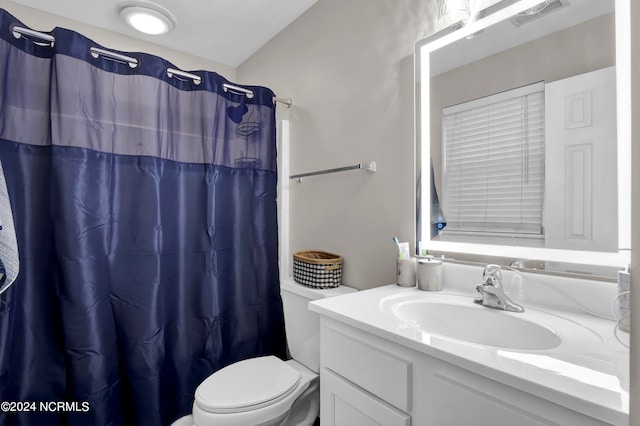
442;82;545;235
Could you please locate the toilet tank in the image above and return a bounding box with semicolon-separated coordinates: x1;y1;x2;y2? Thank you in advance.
280;278;356;373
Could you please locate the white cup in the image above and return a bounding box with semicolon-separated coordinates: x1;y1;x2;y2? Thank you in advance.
396;258;416;287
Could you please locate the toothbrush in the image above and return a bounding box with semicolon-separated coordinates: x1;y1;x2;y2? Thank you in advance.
392;236;402;258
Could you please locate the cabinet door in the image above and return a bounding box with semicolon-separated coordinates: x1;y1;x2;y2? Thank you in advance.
321;368;410;426
431;371;612;426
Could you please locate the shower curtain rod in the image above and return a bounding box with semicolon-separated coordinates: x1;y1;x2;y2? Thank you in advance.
11;26;293;108
223;83;293;108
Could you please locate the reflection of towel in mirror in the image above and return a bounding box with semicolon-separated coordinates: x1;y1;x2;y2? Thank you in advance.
0;160;19;295
431;162;446;236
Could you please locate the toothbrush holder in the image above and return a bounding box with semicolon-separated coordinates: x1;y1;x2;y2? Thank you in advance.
396;258;416;287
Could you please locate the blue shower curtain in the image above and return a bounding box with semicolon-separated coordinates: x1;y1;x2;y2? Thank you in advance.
0;9;286;426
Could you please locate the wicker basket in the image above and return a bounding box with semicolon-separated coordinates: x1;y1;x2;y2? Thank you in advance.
293;250;343;289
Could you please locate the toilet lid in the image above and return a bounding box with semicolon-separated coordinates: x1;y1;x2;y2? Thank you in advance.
195;356;301;414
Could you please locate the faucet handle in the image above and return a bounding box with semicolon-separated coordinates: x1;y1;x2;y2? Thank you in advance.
482;264;502;285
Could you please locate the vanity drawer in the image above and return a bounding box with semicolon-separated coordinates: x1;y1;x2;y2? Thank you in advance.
321;368;411;426
321;324;412;412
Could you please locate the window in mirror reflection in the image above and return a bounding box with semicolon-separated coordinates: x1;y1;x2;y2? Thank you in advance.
440;82;544;244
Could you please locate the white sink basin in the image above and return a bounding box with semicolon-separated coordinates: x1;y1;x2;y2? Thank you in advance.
392;300;559;349
383;293;601;350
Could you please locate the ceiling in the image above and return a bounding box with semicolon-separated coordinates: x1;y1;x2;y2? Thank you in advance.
9;0;318;67
431;0;614;75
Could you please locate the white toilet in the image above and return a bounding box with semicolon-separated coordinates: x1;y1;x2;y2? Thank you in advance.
173;277;355;426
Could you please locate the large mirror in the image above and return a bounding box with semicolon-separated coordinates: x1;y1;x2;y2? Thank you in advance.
416;0;631;278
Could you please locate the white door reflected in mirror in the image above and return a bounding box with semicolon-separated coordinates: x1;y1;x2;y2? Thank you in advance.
545;66;617;253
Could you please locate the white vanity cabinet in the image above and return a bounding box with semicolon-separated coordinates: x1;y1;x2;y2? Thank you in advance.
319;317;615;426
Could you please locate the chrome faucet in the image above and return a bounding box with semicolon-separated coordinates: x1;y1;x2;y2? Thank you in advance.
474;265;524;313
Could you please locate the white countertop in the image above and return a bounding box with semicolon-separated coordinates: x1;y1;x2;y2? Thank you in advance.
309;282;629;425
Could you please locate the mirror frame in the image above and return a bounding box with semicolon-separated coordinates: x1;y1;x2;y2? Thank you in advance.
415;0;631;276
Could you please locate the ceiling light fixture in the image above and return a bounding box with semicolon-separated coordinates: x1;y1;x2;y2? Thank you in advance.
438;0;471;28
119;2;176;35
518;0;551;16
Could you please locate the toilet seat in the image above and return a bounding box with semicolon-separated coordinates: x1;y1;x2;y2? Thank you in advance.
196;356;301;414
192;358;318;426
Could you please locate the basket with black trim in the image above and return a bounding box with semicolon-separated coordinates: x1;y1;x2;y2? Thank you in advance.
293;250;343;289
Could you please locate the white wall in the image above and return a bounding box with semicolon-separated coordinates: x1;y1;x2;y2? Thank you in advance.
0;0;235;79
237;0;439;290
